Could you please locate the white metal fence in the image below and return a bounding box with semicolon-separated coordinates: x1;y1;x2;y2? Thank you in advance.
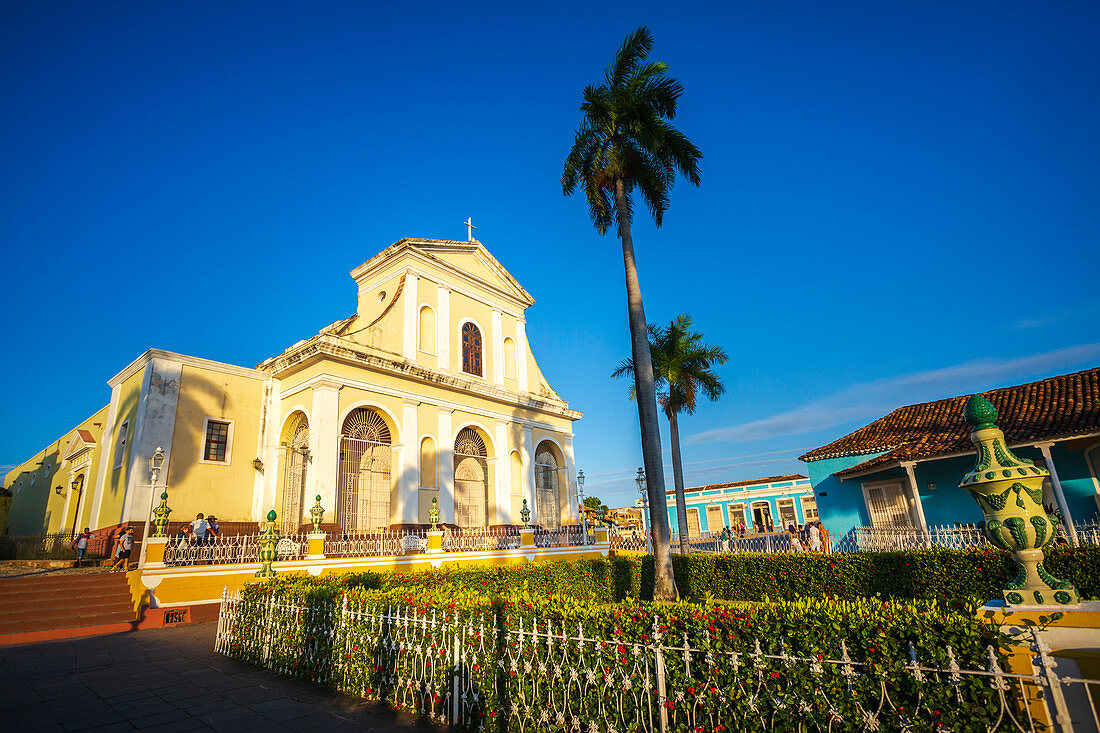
215;590;1100;732
442;527;521;552
326;529;428;558
0;531;111;560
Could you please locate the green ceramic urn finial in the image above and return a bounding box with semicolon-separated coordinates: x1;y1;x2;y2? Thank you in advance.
520;499;531;528
256;510;280;579
309;495;325;533
152;491;172;537
429;497;440;530
958;394;1078;606
964;394;998;430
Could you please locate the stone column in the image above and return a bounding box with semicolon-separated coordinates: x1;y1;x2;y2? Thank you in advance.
438;409;455;524
310;381;341;522
399;399;420;524
403;272;418;362
563;434;578;527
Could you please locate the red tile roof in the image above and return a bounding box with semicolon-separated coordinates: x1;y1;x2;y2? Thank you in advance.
799;367;1100;477
670;474;808;496
76;429;96;444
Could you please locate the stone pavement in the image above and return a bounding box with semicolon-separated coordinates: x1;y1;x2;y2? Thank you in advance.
0;623;446;732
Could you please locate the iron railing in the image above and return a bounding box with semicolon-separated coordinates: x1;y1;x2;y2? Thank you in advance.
215;590;1100;731
0;531;111;561
442;527;520;552
326;529;428;558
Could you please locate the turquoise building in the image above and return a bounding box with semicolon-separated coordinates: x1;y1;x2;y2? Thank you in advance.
800;368;1100;548
666;474;818;536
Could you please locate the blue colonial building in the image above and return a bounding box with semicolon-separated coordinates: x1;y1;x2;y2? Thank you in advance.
666;474;818;537
800;367;1100;548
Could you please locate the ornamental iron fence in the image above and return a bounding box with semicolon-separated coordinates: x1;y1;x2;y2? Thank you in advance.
215;590;1100;732
443;527;521;552
534;526;592;549
327;529;428;558
0;531;111;561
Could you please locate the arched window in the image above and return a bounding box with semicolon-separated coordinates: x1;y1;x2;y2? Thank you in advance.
534;442;561;530
338;408;392;531
280;412;310;533
461;322;483;376
503;337;517;379
419;306;436;354
454;427;488;527
420;437;436;488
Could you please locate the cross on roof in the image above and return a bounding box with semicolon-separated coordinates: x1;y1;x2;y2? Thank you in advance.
463;217;476;241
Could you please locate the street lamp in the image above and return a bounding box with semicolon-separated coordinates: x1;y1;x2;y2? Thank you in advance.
138;446;166;570
577;469;589;544
635;467;652;553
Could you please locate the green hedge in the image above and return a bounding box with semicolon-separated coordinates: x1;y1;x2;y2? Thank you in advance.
229;576;1013;732
326;545;1099;606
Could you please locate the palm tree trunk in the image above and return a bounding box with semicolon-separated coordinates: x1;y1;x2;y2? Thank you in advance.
614;177;677;601
667;409;690;554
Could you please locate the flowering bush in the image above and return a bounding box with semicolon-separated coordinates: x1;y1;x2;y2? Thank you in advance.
222;564;1022;732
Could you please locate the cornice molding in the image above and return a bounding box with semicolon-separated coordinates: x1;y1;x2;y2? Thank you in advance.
265;335;582;423
108;348;266;387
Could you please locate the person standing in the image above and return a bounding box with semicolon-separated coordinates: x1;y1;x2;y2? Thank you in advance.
189;513;208;565
808;521;822;552
72;528;95;567
204;515;220;564
818;521;831;553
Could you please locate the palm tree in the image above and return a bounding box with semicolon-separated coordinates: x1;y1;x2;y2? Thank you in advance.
613;314;727;554
562;27;702;601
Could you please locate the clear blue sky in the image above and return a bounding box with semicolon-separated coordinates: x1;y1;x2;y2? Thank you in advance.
3;1;1098;508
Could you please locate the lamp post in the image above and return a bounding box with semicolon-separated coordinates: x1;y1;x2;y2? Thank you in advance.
137;446;166;570
577;469;589;544
636;467;652;553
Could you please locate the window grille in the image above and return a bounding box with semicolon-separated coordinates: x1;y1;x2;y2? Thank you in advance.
338;408;392;531
461;322;483;376
864;482;913;528
800;494;819;522
534;445;560;530
454;427;488;527
777;498;797;528
203;421;230;462
686;507;702;538
727;503;746;528
281;413;309;533
706;505;724;532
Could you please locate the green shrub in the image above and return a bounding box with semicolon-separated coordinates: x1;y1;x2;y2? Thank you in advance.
227;575;1011;732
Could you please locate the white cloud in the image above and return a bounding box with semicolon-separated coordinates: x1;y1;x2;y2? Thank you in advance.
687;342;1100;447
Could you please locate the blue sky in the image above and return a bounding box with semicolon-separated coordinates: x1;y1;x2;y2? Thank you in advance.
2;1;1098;507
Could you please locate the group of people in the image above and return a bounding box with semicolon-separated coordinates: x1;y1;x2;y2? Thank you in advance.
786;520;830;553
715;519;830;553
172;513;221;565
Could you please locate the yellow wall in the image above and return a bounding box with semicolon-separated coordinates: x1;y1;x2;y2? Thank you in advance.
3;405;110;534
166;364;267;523
98;369;146;528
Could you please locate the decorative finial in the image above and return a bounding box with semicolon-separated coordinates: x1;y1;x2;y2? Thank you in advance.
429;497;440;530
964;394;998;429
309;495;325;533
267;509;277;522
520;499;531;528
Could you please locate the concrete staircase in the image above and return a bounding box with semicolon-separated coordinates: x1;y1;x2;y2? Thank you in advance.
0;572;136;645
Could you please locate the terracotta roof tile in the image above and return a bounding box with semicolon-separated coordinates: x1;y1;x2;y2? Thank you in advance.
76;429;96;444
799;367;1100;475
669;474;808;496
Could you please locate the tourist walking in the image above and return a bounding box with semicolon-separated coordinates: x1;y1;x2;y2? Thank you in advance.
819;521;831;553
808;521;822;552
109;527;134;571
71;527;95;567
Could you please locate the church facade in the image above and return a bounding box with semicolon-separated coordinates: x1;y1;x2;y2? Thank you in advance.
4;238;582;537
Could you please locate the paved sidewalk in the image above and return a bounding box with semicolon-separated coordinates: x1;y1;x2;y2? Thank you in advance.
0;623;446;732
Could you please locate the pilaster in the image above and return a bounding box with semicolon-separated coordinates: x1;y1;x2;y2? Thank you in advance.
491;308;504;386
438;409;455;524
563;434;578;527
399;399;420;523
403;272;419;362
89;383;121;529
516;319;528;393
494;420;511;523
438;286;451;373
310;380;341;520
121;358;182;525
521;426;535;523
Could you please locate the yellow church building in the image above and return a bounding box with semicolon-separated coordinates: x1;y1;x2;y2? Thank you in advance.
3;238;582;539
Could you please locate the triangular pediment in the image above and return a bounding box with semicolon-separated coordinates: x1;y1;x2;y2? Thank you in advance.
62;429;96;463
350;238;535;309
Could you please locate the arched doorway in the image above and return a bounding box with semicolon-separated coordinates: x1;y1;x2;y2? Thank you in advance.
279;412;309;533
534;442;562;530
338;408;393;531
454;427;488;527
